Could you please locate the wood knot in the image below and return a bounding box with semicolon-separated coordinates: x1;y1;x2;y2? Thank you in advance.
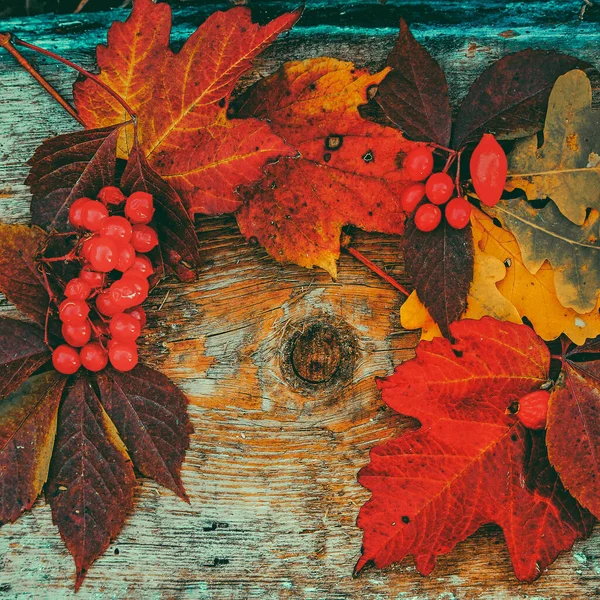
291;324;342;383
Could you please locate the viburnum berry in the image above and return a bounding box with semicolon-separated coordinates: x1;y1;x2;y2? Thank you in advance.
108;279;140;310
69;197;92;228
52;344;81;374
400;183;426;214
109;342;139;372
81;200;109;231
414;203;442;232
404;147;434;181
116;243;136;273
425;172;454;205
470;133;507;207
87;236;119;272
64;277;91;300
96;290;121;316
517;390;551;430
131;224;159;253
80;342;108;372
97;186;125;206
126;305;147;328
59;298;89;324
61;320;92;348
110;312;141;342
445;197;472;229
80;267;105;289
122;273;150;302
125;191;155;225
100;216;133;244
127;254;153;278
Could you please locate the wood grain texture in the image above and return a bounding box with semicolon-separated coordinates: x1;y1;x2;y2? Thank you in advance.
0;2;599;598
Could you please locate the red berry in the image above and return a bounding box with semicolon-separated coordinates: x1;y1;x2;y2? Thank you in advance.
131;224;159;253
96;291;120;316
109;342;138;372
97;186;125;206
59;298;89;324
404;147;434;181
127;254;154;278
110;313;141;342
470;133;507;207
414;203;442;232
125;191;155;225
80;342;108;372
126;306;147;328
445;197;472;229
122;273;149;302
100;216;133;244
400;183;426;213
108;279;140;310
425;172;454;205
116;243;136;273
517;390;551;430
64;277;91;300
80;267;105;289
81;200;109;231
52;344;81;375
61;320;92;347
87;236;119;272
69;197;92;228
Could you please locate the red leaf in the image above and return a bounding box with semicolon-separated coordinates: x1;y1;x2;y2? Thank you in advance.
547;345;600;518
0;317;50;400
376;19;452;146
47;375;135;590
0;223;50;327
0;371;66;525
357;318;593;581
26;126;120;232
452;50;590;148
403;216;474;337
97;365;192;501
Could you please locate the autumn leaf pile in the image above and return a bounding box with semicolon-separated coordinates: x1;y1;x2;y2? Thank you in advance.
1;0;600;589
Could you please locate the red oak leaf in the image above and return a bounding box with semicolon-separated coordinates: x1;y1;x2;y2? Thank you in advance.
357;318;593;581
73;0;299;216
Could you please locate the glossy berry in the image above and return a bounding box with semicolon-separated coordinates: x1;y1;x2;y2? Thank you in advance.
400;183;426;214
59;298;89;324
470;133;507;207
109;342;139;372
100;216;132;244
110;312;141;342
116;243;136;273
69;197;92;228
128;254;153;278
445;197;472;229
80;342;108;372
125;191;155;225
80;236;95;261
61;320;92;348
96;291;120;316
52;344;81;375
87;236;119;272
108;279;140;310
131;224;159;253
81;200;109;231
517;390;550;430
425;172;454;205
126;305;147;328
80;267;105;289
64;277;91;300
122;273;149;302
97;186;125;206
414;203;442;232
404;147;434;181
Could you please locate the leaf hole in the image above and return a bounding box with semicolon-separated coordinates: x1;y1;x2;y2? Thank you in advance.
507;401;519;415
536;130;545;149
362;150;374;163
401;516;410;524
325;135;343;150
529;198;551;209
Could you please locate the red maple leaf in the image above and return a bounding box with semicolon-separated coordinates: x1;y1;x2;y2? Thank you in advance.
356;318;593;581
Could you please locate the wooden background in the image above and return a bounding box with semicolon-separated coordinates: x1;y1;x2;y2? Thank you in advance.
0;1;599;598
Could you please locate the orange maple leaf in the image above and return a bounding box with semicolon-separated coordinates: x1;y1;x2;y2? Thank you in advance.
73;0;300;215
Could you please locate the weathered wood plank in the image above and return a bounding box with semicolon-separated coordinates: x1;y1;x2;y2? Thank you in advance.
0;2;599;598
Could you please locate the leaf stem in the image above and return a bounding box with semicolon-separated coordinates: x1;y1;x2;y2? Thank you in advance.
0;33;84;125
344;246;410;297
429;142;456;155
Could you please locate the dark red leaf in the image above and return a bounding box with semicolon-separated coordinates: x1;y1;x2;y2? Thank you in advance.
452;50;590;148
403;217;474;337
47;375;135;590
120;142;200;282
0;223;50;327
27;125;120;232
97;365;191;501
376;19;452;146
0;317;50;400
0;371;66;525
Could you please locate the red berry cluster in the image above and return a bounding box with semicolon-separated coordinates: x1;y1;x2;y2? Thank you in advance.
401;147;471;232
51;186;158;375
